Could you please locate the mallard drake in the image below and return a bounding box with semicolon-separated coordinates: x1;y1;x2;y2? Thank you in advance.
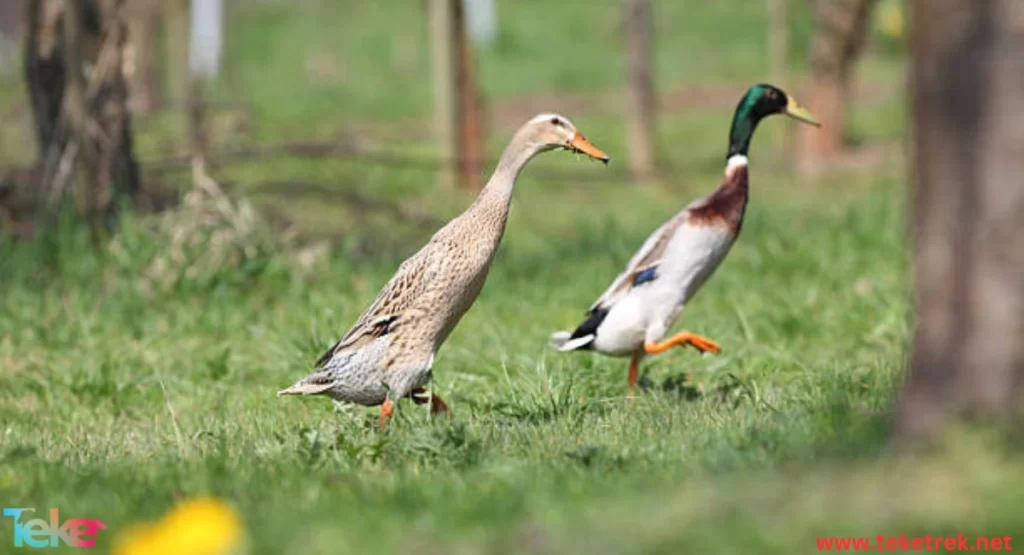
551;84;819;392
280;114;609;425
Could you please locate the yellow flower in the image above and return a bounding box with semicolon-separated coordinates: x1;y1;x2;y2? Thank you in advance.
113;497;246;555
878;1;904;39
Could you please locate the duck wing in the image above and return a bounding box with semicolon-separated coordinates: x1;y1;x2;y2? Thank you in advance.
281;242;449;398
315;245;441;367
551;211;689;351
589;210;690;312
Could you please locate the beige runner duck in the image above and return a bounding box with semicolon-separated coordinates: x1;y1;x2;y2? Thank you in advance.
279;114;609;426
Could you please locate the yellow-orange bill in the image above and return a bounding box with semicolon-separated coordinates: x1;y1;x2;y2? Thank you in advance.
785;96;822;127
569;131;610;163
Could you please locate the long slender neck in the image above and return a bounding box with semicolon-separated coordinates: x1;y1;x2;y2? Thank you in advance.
726;88;771;162
718;103;757;231
474;133;543;208
726;112;764;161
722;119;752;208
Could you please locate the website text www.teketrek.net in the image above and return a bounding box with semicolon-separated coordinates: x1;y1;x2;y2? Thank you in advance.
817;533;1012;551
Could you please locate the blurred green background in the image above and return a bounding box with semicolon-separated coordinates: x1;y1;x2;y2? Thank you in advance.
3;1;1017;554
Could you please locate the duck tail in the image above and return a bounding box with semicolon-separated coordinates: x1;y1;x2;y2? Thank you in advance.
277;372;335;396
550;330;595;352
550;306;608;352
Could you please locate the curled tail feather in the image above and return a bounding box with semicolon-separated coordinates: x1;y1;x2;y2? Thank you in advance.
277;373;335;396
550;306;608;352
550;330;595;352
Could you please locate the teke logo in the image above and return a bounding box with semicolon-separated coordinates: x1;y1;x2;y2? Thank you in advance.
3;508;106;549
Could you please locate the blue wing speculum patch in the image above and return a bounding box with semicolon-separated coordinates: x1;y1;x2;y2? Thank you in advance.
632;266;658;286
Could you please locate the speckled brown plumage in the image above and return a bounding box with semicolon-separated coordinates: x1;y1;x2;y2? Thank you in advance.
278;113;609;421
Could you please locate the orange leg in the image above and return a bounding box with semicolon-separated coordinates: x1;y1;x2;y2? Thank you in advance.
411;388;452;417
627;355;640;396
379;399;394;428
644;331;721;355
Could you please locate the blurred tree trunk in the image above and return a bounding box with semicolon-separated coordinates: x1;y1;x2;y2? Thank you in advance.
24;0;65;162
23;0;139;233
623;0;656;183
125;0;161;113
795;0;877;175
898;0;1024;439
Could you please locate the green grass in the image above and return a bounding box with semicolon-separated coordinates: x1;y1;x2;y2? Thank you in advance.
6;1;1022;554
4;161;1023;553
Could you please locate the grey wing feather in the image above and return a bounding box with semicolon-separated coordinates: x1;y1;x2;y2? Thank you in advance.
316;245;441;364
590;211;689;310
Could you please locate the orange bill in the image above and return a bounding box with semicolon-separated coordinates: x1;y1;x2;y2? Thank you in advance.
568;131;610;163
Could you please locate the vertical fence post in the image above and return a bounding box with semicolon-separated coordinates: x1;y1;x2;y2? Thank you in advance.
431;0;484;190
454;0;484;190
429;0;457;189
186;0;222;165
164;0;188;108
623;0;656;184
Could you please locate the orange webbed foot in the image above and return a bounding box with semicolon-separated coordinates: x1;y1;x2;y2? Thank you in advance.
411;388;452;417
644;331;721;355
379;399;394;429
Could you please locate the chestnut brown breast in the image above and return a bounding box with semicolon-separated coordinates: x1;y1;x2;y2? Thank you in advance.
687;165;749;236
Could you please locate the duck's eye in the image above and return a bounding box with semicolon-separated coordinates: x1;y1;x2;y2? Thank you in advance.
550;117;562;126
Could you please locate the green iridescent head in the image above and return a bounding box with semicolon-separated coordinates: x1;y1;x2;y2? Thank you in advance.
727;84;820;159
